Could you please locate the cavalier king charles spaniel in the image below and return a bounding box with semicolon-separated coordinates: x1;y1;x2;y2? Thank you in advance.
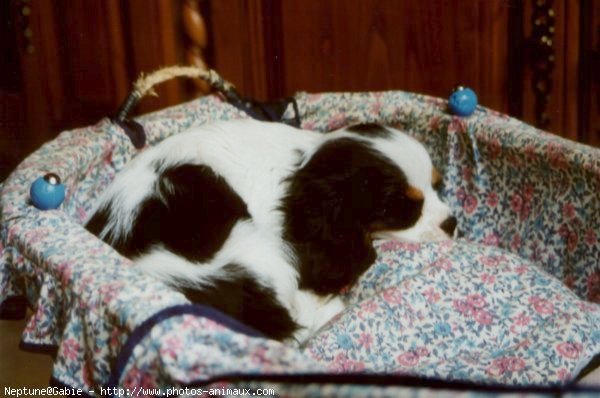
86;119;456;344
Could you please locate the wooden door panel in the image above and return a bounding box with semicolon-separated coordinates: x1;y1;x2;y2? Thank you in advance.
209;0;276;100
125;0;188;114
279;1;509;113
54;0;129;126
208;1;510;114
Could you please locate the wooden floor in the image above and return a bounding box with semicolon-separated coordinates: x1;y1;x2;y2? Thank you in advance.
0;316;54;389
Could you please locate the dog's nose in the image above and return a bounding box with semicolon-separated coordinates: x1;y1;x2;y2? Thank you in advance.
440;216;457;236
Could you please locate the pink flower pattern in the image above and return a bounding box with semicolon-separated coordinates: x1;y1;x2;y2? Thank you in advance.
422;287;441;303
61;338;80;361
556;342;583;359
487;357;526;376
397;352;420;367
329;353;366;372
529;296;555;315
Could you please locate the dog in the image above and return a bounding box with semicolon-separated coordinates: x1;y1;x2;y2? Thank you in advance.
85;119;456;344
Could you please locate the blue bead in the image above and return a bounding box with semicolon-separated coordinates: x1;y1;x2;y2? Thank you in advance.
448;86;478;117
30;174;66;210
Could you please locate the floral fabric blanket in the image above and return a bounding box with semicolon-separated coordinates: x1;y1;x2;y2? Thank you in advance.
1;91;599;396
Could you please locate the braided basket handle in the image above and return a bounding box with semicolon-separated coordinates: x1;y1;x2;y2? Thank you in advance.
112;66;300;148
112;66;241;149
114;66;239;123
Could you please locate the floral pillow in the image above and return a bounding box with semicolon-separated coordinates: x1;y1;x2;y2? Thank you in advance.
305;240;600;386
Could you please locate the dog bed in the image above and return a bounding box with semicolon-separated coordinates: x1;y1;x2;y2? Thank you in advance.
1;80;599;396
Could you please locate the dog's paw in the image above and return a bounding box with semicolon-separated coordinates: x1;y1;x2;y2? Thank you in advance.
290;291;347;345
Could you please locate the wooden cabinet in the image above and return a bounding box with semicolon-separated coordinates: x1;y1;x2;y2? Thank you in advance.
1;0;190;180
209;0;599;145
1;0;598;180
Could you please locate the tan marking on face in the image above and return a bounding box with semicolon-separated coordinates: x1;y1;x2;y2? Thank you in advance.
406;185;424;201
432;168;442;186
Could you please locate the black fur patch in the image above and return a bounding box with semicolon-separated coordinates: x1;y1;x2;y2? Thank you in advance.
346;123;392;138
85;204;111;238
282;138;423;295
180;263;298;341
86;164;250;262
440;216;457;236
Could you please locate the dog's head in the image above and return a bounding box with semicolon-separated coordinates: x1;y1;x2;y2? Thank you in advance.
284;124;456;294
346;124;457;243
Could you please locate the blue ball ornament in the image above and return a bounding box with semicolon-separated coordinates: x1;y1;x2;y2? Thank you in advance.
448;86;478;117
30;173;66;210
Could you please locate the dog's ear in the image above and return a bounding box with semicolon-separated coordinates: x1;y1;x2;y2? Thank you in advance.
301;230;376;295
291;169;369;241
282;138;383;294
290;176;377;295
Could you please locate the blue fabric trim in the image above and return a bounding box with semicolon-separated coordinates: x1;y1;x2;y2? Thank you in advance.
19;340;58;356
50;372;600;398
52;372;600;398
106;303;265;393
104;303;600;394
183;372;600;394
